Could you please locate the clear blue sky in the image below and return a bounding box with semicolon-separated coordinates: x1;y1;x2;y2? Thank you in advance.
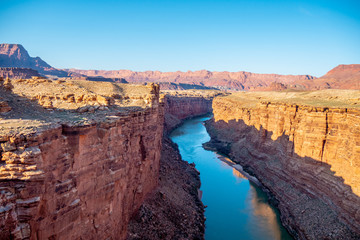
0;0;359;76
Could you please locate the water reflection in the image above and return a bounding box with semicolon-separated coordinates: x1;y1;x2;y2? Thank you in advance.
248;183;284;240
233;168;247;179
170;115;293;240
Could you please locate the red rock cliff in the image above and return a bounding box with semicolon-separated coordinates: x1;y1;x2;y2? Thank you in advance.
205;91;360;239
0;80;164;239
162;90;222;132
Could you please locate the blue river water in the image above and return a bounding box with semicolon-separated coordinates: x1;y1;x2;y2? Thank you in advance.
170;115;293;240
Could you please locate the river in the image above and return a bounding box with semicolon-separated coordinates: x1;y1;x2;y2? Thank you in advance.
170;115;293;240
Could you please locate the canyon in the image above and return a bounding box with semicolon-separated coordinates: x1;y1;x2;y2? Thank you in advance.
1;42;360;240
127;90;215;239
0;77;215;239
204;91;360;239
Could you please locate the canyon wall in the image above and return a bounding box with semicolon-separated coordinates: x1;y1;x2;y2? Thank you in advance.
204;91;360;239
0;80;164;239
162;91;219;133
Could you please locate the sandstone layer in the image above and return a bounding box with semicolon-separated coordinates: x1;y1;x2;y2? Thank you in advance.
204;90;360;239
0;79;163;239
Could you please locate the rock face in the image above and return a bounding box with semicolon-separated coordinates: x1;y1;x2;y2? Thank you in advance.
162;90;221;132
0;68;41;79
0;80;163;239
204;91;360;239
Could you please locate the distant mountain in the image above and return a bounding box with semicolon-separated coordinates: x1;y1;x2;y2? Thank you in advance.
317;64;360;89
1;43;359;90
0;43;71;77
65;68;316;90
289;64;360;90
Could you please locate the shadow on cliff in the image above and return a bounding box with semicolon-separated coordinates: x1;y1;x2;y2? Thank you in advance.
204;118;360;239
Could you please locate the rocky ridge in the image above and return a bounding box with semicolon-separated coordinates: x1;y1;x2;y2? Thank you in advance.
204;90;360;239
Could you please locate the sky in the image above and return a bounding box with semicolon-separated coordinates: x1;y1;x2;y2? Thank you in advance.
0;0;359;77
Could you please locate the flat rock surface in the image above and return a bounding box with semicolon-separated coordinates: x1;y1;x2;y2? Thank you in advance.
220;89;360;109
